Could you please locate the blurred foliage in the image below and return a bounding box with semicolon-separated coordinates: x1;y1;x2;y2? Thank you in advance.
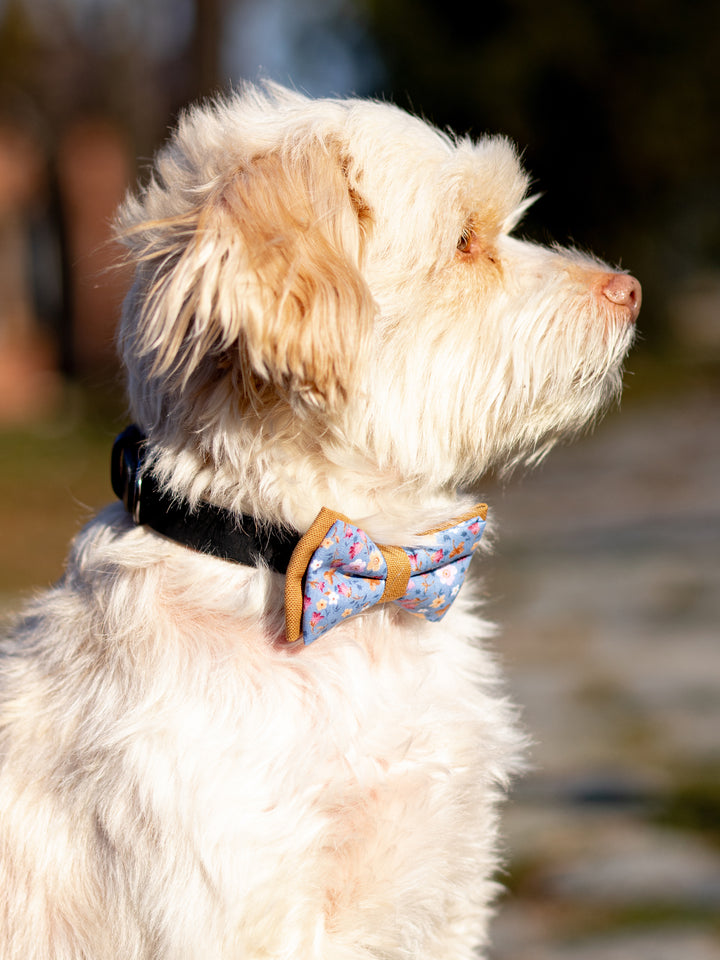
0;387;124;595
0;0;716;364
0;0;219;158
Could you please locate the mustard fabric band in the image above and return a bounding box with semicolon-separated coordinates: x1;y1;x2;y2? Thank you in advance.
285;507;350;643
421;503;488;534
377;545;411;603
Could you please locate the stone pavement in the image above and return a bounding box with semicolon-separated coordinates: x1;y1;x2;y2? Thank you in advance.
482;387;720;959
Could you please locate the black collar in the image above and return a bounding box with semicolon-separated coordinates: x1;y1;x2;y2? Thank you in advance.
111;425;301;574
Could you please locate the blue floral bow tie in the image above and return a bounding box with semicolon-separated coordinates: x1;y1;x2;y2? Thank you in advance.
284;505;488;644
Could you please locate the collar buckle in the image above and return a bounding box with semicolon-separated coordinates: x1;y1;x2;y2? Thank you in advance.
111;424;145;524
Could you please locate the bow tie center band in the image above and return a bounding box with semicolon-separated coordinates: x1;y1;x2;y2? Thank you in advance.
111;426;487;645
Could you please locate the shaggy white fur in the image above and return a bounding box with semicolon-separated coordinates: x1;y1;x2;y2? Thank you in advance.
0;83;639;959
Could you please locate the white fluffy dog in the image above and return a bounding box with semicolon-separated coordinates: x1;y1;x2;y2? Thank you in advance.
0;84;639;959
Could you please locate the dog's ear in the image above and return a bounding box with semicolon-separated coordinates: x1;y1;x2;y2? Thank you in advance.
120;140;375;410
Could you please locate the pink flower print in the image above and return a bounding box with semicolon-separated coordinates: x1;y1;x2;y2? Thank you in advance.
310;611;324;630
337;582;352;598
303;595;312;611
348;541;363;560
468;521;481;536
431;549;444;564
437;565;457;584
407;552;418;571
348;559;366;572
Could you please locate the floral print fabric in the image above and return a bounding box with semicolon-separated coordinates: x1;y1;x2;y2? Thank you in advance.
297;511;486;644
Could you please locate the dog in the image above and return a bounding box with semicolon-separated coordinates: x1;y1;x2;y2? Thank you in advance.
0;83;639;959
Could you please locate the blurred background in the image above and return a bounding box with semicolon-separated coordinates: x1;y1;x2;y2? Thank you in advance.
0;1;718;957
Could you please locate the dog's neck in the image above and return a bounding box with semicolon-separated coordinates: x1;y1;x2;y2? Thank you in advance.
113;425;481;551
112;425;301;571
112;425;488;645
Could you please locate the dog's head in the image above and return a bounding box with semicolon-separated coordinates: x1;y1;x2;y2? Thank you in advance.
117;84;638;520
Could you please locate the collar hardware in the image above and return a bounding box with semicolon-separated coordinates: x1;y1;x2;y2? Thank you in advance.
111;424;145;524
111;425;300;573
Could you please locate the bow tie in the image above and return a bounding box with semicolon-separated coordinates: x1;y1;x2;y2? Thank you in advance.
285;505;487;644
111;424;488;647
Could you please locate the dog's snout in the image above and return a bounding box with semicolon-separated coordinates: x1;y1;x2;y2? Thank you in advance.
600;273;642;322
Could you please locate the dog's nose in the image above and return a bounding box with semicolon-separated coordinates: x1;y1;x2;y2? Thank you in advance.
601;273;642;322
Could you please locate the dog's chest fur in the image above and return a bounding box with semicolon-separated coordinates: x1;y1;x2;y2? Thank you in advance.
0;509;519;957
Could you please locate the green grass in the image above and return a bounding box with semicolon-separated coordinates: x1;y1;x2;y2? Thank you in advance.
0;387;124;597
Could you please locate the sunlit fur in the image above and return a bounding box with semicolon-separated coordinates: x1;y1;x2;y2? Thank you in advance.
0;83;636;959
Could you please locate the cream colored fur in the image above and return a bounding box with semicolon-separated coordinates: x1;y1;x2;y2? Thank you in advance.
0;83;637;959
